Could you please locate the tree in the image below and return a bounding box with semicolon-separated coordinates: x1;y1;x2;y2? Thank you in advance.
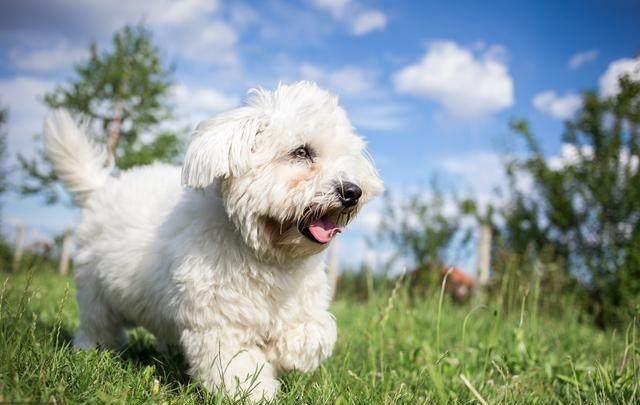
502;75;640;326
375;180;465;281
19;25;181;204
0;105;13;269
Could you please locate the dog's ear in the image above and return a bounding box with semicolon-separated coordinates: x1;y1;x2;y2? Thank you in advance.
181;108;263;188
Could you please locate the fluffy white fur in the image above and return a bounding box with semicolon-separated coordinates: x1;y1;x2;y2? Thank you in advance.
43;81;383;401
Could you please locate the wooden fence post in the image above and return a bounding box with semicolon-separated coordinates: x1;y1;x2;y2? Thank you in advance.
58;229;73;276
477;223;492;286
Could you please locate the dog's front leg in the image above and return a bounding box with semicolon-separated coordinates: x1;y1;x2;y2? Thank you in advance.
181;329;280;402
272;311;337;373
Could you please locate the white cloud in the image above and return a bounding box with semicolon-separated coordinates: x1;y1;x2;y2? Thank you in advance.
52;0;220;31
310;0;350;18
393;41;514;118
298;62;374;95
599;56;640;97
296;62;406;130
298;63;325;82
348;103;406;131
228;3;259;28
441;151;503;176
441;151;506;200
147;0;219;26
532;90;582;120
310;0;387;36
143;1;239;67
568;49;598;70
0;76;54;155
329;67;372;94
351;10;387;36
172;84;239;125
7;0;240;68
9;40;87;73
177;20;239;66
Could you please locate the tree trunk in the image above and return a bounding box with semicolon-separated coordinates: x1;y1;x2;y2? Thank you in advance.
107;101;124;157
58;229;73;276
13;223;24;272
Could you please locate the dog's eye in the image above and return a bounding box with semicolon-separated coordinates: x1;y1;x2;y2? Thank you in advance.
293;146;313;161
295;147;308;159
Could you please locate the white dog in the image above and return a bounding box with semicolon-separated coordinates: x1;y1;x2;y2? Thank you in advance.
43;81;383;401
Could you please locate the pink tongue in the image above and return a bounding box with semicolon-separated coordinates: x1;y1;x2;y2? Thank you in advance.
308;216;343;244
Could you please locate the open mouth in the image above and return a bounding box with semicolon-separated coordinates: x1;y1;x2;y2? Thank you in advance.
298;213;344;244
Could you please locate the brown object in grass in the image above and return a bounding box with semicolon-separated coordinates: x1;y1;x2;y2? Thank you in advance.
442;267;476;302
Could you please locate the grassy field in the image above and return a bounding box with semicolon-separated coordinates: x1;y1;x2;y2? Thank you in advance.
1;269;638;404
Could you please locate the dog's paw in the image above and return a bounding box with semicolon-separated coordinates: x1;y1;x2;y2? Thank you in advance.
275;311;337;373
244;376;280;403
73;329;96;350
206;371;280;403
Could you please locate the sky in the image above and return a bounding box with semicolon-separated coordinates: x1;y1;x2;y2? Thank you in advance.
1;0;639;272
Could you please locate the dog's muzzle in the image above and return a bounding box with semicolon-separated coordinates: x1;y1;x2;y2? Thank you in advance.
297;182;362;245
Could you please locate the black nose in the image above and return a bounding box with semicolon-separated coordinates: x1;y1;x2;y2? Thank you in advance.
337;181;362;207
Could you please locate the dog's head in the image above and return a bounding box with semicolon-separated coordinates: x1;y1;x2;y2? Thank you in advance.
182;81;383;261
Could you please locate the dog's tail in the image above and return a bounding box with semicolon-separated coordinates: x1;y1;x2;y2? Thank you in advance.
43;109;113;206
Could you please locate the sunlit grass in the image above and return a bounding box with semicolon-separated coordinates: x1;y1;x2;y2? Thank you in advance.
1;269;638;404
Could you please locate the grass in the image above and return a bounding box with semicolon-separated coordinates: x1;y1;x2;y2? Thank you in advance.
1;268;638;404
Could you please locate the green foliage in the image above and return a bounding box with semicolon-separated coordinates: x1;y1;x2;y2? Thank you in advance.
18;25;183;205
374;180;477;294
0;106;11;272
1;270;638;403
117;131;181;170
0;240;12;272
334;264;396;302
376;181;462;274
502;76;640;326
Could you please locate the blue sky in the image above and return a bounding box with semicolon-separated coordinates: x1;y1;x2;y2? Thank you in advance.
1;0;639;270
